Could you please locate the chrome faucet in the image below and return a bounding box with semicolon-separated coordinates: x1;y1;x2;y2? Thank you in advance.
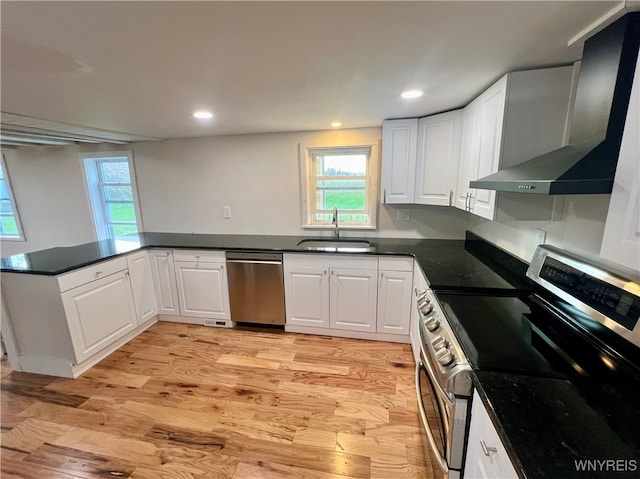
332;206;339;239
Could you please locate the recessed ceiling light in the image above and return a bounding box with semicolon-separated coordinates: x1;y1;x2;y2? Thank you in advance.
400;90;423;99
193;110;213;119
330;121;342;128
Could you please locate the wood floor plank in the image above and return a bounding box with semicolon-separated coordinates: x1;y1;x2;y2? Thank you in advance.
26;442;138;478
1;322;432;479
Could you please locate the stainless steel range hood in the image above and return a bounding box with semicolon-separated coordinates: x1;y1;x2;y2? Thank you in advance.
470;13;640;195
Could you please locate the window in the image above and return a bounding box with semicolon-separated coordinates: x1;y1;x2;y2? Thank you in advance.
0;154;25;240
81;152;142;241
302;145;377;229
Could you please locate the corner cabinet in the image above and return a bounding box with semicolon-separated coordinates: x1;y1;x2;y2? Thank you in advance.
1;256;157;378
126;250;158;324
381;112;462;207
149;249;180;316
456;66;574;220
415;111;463;206
464;391;519;479
381;119;418;204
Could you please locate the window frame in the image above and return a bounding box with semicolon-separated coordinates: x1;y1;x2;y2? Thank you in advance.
301;144;378;230
80;151;143;241
0;153;26;241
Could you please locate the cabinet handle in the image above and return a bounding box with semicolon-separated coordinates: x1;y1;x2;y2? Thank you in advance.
166;252;170;256
481;440;497;457
468;194;474;211
95;271;103;276
195;255;200;259
383;189;387;203
324;270;327;275
449;190;453;207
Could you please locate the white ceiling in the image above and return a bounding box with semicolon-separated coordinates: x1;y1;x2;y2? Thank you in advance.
0;1;629;144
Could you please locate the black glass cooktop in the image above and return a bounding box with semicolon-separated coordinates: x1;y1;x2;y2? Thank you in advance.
435;292;625;379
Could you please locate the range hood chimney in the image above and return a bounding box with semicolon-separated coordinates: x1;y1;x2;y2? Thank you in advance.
470;12;640;195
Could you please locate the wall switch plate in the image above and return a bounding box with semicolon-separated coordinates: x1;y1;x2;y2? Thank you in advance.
223;206;232;218
397;209;411;221
536;228;547;245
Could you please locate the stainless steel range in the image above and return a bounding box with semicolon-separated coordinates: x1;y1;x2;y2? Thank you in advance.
414;245;640;479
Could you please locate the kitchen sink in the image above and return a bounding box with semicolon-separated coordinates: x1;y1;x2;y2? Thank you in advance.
296;238;373;252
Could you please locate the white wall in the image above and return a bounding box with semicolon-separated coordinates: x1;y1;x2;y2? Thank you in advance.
0;145;98;257
470;194;611;262
133;128;470;239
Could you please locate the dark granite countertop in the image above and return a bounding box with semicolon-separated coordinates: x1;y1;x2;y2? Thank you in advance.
474;371;640;479
0;231;530;292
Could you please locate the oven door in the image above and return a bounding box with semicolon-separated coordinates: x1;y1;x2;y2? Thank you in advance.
416;344;465;478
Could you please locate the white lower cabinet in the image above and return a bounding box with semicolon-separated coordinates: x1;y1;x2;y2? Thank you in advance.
174;260;230;320
284;254;414;341
149;249;180;316
1;256;154;378
377;256;414;335
126;250;158;325
465;390;518;479
283;265;330;328
285;254;377;333
62;270;137;363
330;268;378;333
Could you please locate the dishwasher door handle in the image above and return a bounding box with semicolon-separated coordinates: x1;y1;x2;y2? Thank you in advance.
226;259;282;265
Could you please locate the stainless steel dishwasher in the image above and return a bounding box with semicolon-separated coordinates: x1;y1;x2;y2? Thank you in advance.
225;251;286;325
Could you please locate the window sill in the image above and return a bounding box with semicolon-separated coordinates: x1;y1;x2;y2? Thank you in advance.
302;224;376;231
0;236;26;242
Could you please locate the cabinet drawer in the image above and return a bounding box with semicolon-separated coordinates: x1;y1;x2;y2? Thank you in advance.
172;250;225;263
58;257;128;292
378;256;414;272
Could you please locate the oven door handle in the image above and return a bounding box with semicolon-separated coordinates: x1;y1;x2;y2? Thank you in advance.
420;348;455;410
416;361;449;475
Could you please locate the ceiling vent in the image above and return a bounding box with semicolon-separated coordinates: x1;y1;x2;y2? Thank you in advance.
0;112;161;148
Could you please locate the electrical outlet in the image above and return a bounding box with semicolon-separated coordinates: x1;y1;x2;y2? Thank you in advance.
397;209;411;221
536;228;547;245
223;206;232;219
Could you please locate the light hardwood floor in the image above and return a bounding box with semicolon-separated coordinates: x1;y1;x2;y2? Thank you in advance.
1;321;436;478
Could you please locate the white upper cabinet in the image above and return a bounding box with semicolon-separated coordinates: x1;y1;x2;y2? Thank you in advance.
415;111;463;206
381;118;418;204
600;47;640;272
456;66;574;220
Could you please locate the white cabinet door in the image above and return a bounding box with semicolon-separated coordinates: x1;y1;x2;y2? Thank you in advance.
126;250;158;325
601;47;640;272
330;268;378;332
456;104;481;211
62;271;137;363
469;77;507;220
381;118;418;204
284;266;330;328
377;270;413;335
415;111;463;206
149;250;180;316
174;261;230;320
465;391;519;479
